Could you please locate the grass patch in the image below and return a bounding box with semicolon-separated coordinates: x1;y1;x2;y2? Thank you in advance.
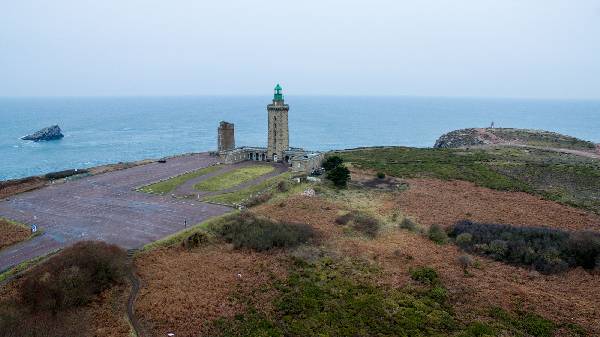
140;212;236;252
194;165;275;192
451;220;600;274
137;165;221;194
204;172;292;206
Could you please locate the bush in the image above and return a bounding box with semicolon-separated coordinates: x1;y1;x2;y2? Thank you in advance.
181;231;209;250
322;155;344;171
214;213;315;251
244;192;272;207
428;224;448;244
326;165;350;188
276;180;289;192
455;232;473;246
335;211;381;237
450;220;600;274
410;266;439;284
19;241;128;313
376;172;385;179
458;254;473;270
399;217;418;231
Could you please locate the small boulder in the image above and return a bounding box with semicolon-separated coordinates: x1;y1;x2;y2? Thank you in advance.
22;125;64;142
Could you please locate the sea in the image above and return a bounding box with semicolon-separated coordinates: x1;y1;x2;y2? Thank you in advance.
1;95;599;181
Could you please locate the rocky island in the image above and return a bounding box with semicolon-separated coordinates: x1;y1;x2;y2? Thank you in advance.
21;125;64;142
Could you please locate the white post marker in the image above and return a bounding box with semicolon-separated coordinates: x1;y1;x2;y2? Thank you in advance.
31;224;38;233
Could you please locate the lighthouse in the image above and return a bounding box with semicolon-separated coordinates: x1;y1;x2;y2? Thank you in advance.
267;84;289;162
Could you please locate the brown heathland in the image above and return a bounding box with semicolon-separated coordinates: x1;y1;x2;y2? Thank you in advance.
390;178;600;231
0;218;30;250
135;245;287;337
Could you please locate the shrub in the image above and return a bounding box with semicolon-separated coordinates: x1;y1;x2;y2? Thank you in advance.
376;172;385;179
244;192;272;207
567;231;600;269
410;266;439;284
214;213;314;251
19;241;128;313
399;217;418;231
322;155;344;171
276;180;289;192
450;220;600;274
334;211;381;237
181;231;209;250
326;165;350;188
458;254;473;271
428;224;448;244
455;232;473;246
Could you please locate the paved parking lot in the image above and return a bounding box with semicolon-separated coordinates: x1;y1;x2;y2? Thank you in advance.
0;153;232;271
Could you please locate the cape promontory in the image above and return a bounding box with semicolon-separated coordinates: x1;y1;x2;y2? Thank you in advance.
21;125;64;142
434;127;598;152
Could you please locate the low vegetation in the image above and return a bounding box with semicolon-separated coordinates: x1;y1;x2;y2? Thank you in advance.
0;217;32;250
211;212;315;251
428;224;449;244
451;220;600;274
194;165;274;191
0;242;129;337
336;146;600;213
335;210;381;237
19;241;128;312
137;165;221;194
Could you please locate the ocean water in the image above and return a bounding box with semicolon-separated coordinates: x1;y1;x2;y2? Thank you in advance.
1;95;599;181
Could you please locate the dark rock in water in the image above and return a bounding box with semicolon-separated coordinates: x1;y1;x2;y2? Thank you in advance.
22;125;64;141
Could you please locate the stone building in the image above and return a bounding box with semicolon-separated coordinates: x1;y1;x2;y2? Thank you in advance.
214;84;324;173
217;121;235;152
267;84;289;162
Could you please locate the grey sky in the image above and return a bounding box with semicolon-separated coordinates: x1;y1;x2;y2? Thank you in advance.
1;0;599;99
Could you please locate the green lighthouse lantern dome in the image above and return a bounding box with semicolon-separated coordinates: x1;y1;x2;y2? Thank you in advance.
273;83;283;101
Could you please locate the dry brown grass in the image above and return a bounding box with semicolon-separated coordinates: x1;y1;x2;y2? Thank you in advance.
389;178;600;231
333;230;600;335
0;278;131;337
0;218;30;250
134;244;287;337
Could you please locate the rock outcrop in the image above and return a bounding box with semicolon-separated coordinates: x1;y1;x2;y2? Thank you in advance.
22;125;64;141
434;127;597;151
434;129;487;148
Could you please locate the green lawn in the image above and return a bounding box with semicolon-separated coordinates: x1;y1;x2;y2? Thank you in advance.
137;165;222;195
204;172;292;205
194;165;275;192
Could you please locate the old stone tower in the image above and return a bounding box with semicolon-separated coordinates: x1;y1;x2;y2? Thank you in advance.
267;84;289;162
217;121;235;152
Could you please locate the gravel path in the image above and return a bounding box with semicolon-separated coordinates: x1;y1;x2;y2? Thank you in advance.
0;153;232;272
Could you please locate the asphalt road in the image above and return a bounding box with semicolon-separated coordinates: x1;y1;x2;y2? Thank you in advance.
0;153;232;272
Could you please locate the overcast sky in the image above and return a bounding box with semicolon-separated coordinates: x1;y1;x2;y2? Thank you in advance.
1;0;599;99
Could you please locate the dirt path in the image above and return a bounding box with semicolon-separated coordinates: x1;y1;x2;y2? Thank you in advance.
126;249;145;337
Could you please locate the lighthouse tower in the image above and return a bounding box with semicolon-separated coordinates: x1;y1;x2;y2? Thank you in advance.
267;84;289;162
